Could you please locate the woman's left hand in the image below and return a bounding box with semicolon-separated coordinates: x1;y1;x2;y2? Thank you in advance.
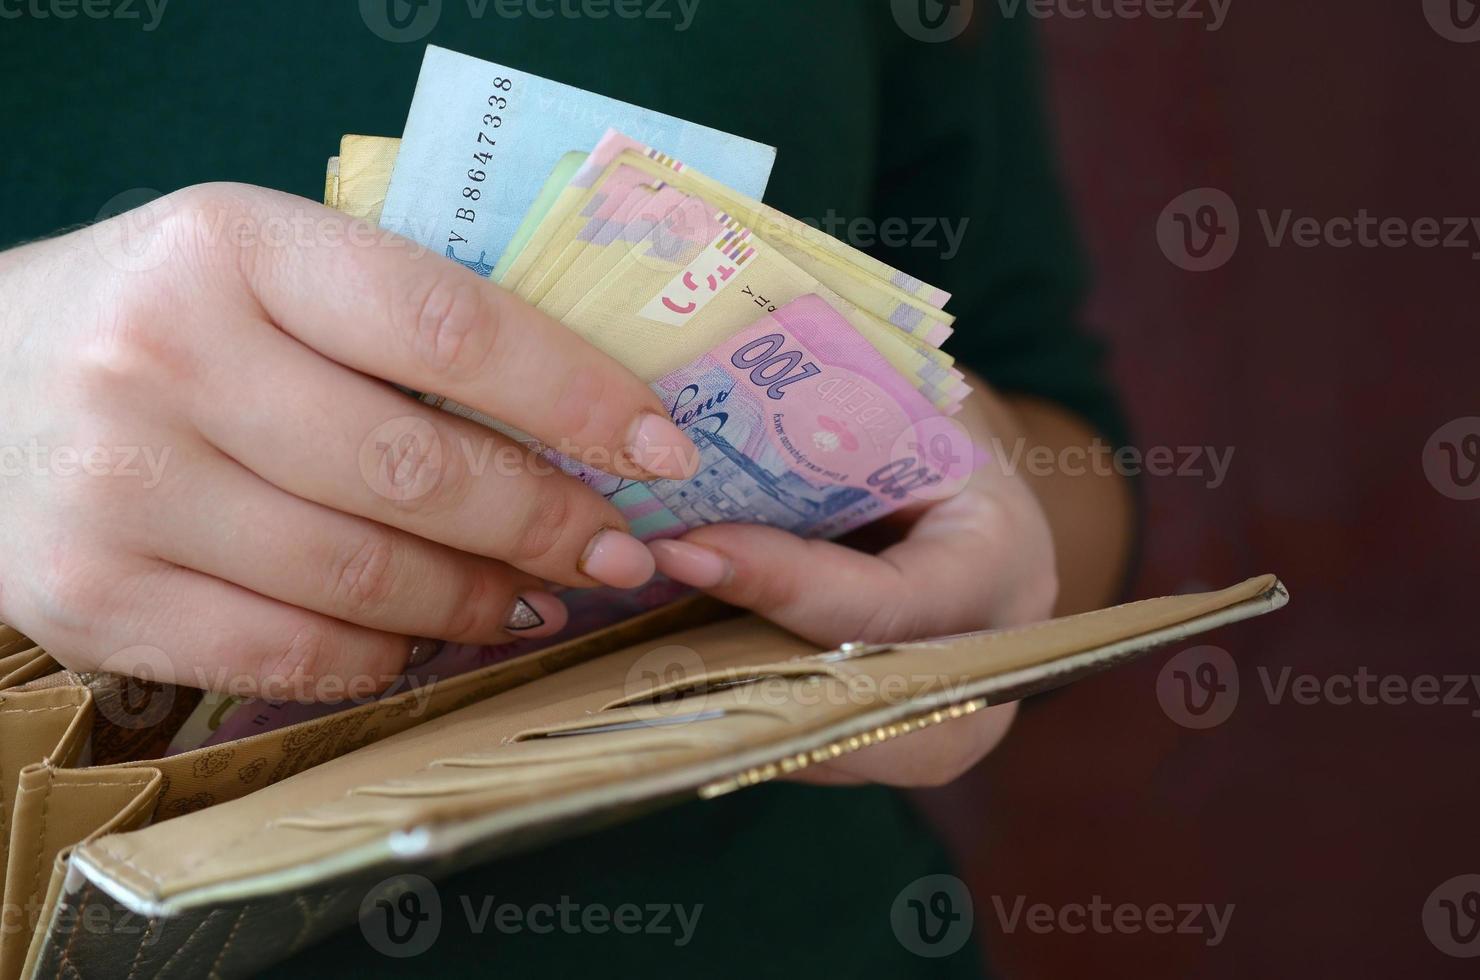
650;426;1059;786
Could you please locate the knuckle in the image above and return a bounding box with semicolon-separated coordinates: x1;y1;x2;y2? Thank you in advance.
76;302;196;395
379;424;469;516
258;622;334;690
157;183;259;273
858;599;923;645
546;365;610;446
327;532;402;616
32;557;116;632
444;565;511;641
510;486;576;568
405;272;497;380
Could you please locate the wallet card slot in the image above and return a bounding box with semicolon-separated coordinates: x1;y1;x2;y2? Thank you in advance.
511;694;791;743
355;755;671;798
432;733;700;768
599;663;848;712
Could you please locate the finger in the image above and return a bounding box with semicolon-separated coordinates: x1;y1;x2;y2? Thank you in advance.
650;525;937;647
187;317;656;590
148;452;568;643
651;525;1021;787
68;559;426;702
229;187;698;482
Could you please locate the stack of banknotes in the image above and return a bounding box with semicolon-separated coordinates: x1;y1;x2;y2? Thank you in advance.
159;47;975;753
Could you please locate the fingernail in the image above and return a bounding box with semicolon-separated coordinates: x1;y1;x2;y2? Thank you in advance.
580;528;657;589
650;539;730;589
504;592;567;638
406;637;442;668
629;413;700;481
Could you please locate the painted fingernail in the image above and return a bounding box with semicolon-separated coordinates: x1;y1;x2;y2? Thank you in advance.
504;592;567;638
580;528;657;589
406;637;442;668
629;413;700;481
650;539;730;589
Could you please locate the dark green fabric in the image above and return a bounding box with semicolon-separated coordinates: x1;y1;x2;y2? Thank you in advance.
292;782;985;978
1;0;1124;446
3;3;1126;976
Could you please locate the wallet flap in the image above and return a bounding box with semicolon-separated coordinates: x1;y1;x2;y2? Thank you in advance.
69;575;1285;916
0;766;160;980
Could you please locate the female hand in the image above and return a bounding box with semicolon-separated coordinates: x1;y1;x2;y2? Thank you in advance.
651;389;1066;787
0;183;697;701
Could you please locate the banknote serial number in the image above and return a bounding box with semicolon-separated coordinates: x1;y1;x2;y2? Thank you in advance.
448;76;513;254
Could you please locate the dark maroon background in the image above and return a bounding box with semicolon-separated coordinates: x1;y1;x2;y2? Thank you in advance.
916;4;1480;977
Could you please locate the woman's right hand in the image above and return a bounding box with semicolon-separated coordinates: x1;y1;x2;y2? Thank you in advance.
0;183;697;702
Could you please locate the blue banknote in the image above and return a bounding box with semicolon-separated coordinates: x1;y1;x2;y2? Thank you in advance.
379;45;777;275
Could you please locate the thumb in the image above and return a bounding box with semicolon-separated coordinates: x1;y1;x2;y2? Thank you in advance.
650;524;930;648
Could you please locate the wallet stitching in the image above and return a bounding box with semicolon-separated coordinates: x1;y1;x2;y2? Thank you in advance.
54;879;98;979
25;768;55;944
149;907;220;979
0;705;79;715
123;911;159;980
207;906;248;979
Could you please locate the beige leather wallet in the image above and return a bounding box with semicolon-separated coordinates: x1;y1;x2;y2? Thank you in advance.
0;575;1285;977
